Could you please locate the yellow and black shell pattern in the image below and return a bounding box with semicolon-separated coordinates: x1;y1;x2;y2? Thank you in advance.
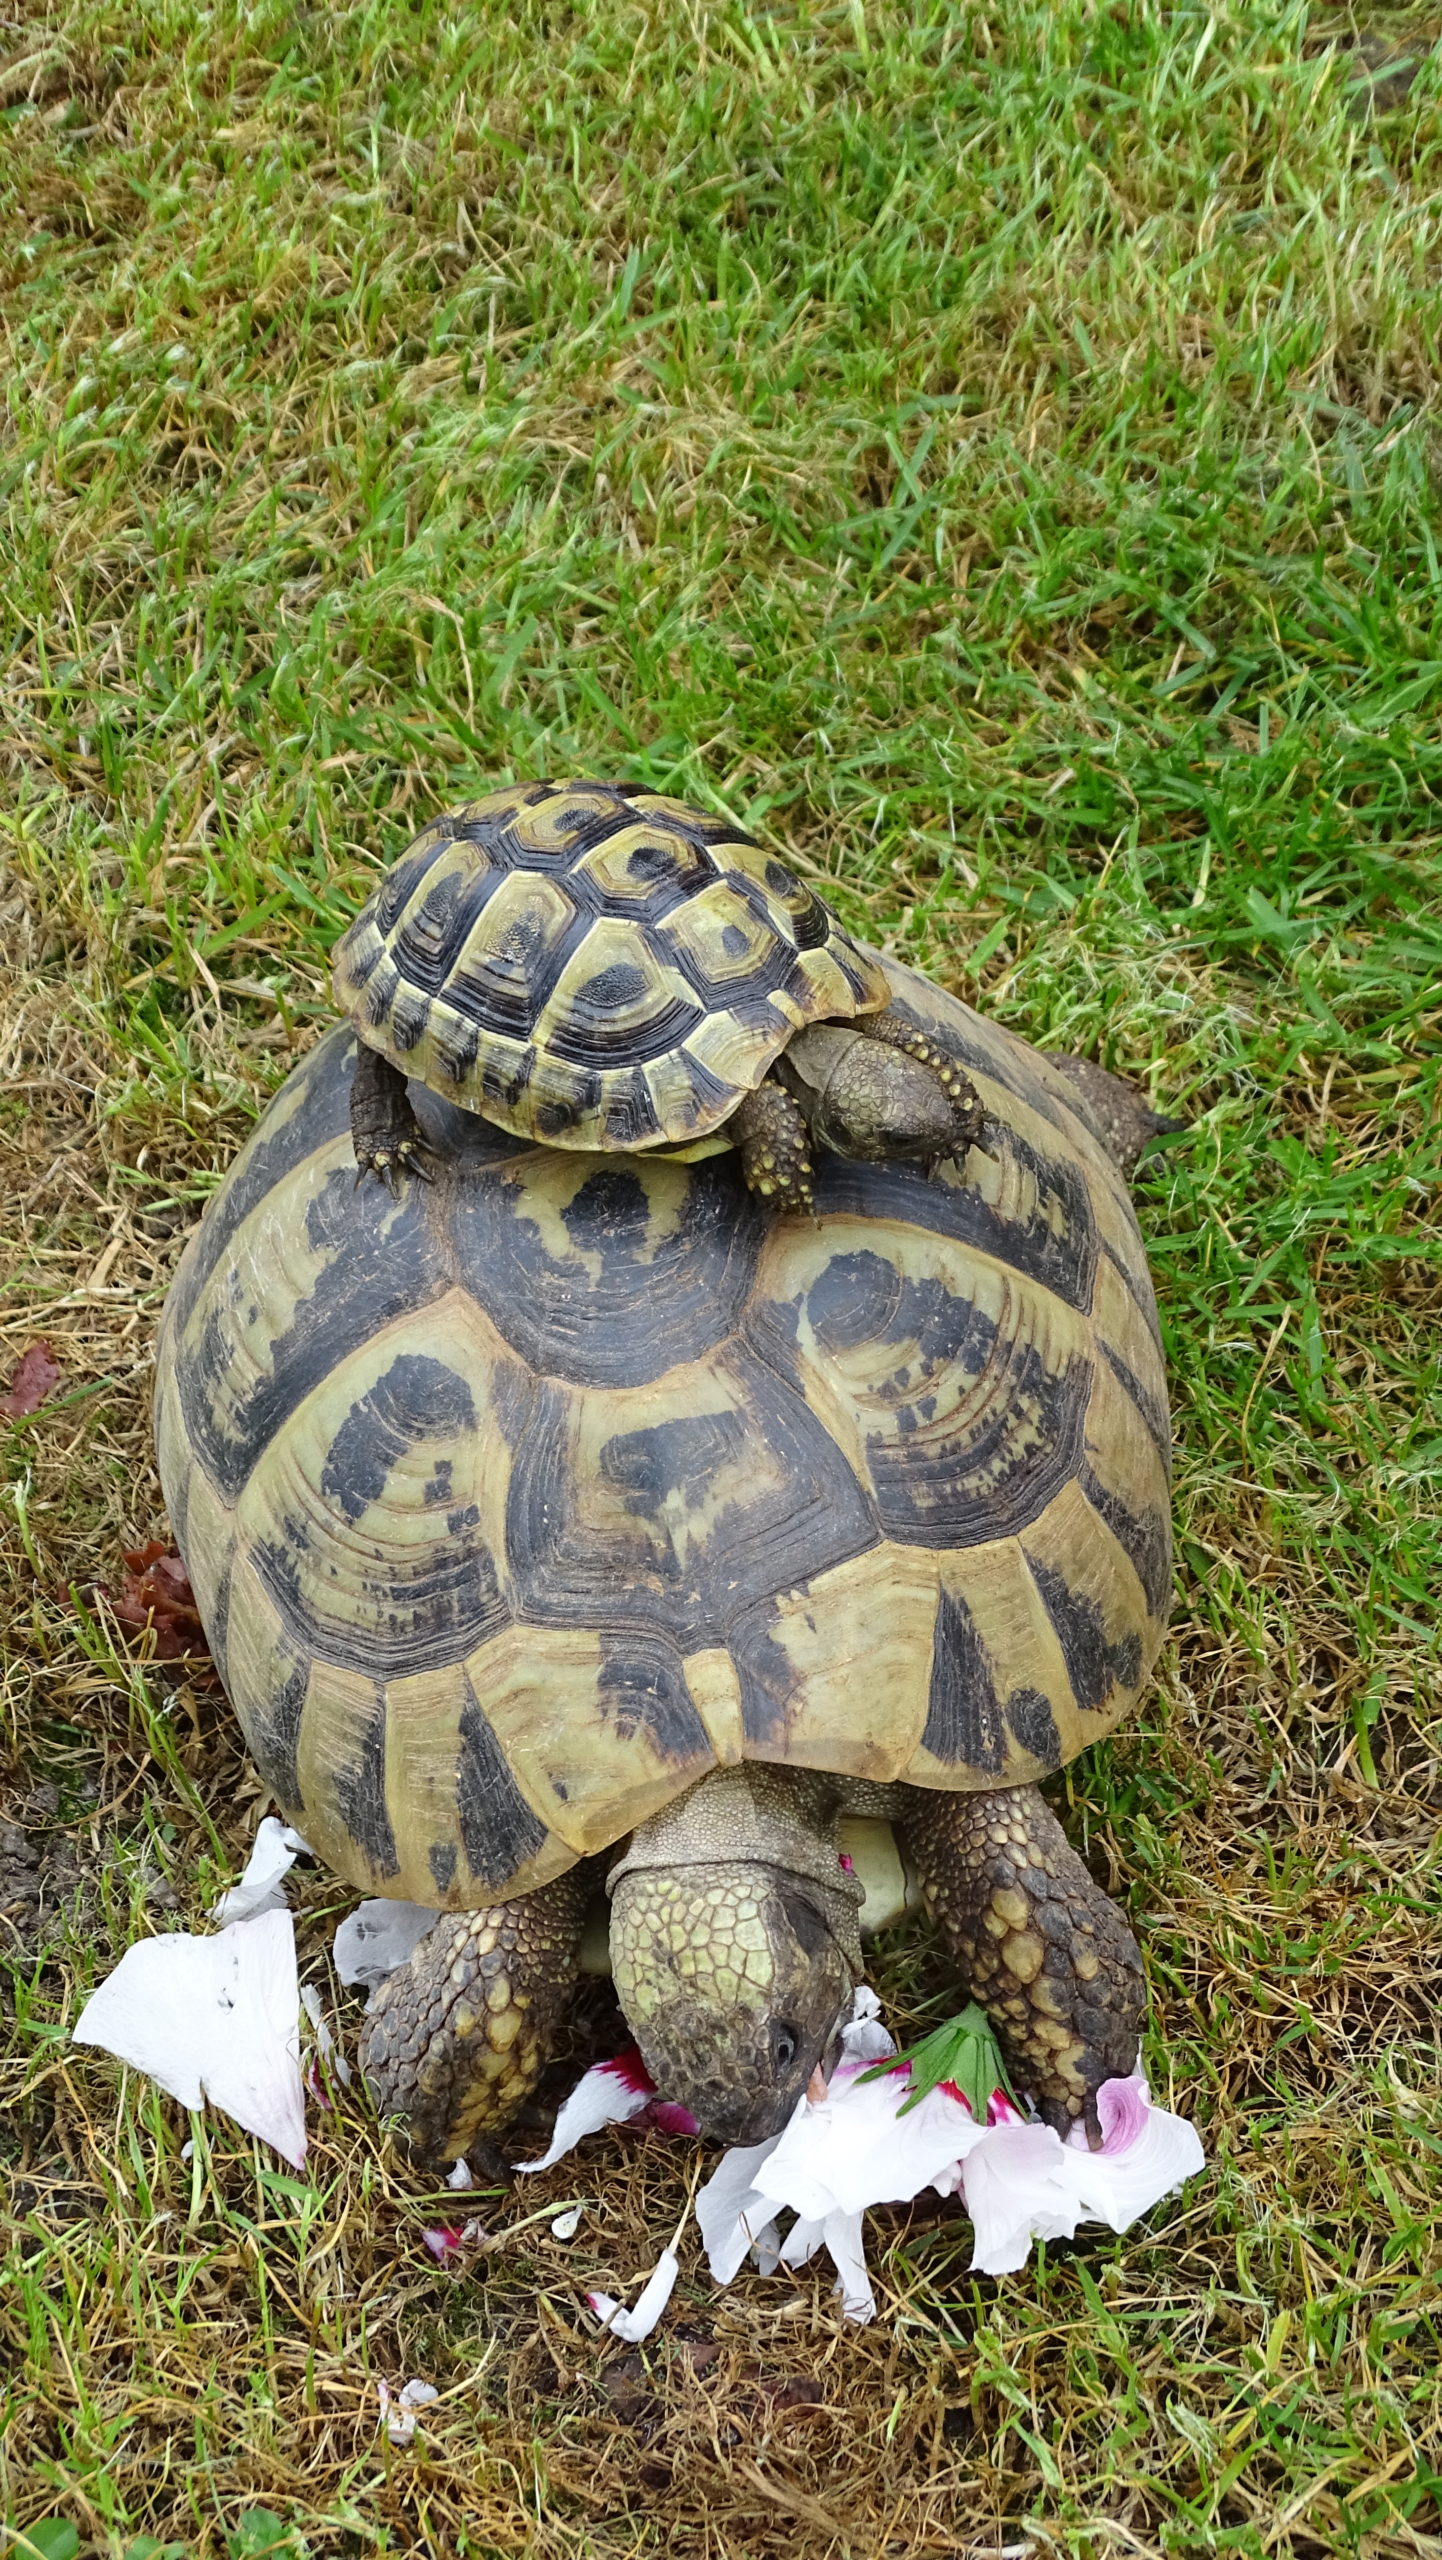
153;960;1172;1913
330;780;891;1151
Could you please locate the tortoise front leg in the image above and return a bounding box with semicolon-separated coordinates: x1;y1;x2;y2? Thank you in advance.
897;1783;1144;2146
730;1077;816;1216
359;1869;590;2160
862;1007;988;1162
349;1041;432;1193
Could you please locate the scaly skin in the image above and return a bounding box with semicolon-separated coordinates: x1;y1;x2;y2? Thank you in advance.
899;1782;1144;2144
1046;1053;1187;1181
729;1079;817;1216
357;1771;1144;2158
359;1869;590;2159
863;1005;988;1158
607;1766;863;2145
349;1041;433;1193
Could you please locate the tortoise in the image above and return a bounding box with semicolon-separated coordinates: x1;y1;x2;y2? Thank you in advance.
331;779;986;1214
153;954;1177;2158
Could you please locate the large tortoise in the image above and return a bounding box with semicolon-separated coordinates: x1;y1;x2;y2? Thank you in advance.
153;944;1174;2157
332;779;985;1213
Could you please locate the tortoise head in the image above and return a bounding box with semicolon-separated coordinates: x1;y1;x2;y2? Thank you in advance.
607;1842;864;2145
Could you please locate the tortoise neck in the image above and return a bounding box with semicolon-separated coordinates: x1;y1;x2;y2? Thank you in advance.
606;1765;863;1941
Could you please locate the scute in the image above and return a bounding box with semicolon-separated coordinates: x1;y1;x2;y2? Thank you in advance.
330;778;890;1151
155;956;1171;1912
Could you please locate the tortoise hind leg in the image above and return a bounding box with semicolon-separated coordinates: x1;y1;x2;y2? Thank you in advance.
1047;1055;1186;1183
350;1040;433;1192
359;1869;591;2161
897;1782;1144;2147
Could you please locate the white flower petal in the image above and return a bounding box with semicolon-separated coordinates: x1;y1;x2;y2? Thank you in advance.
754;2060;986;2222
210;1818;309;1924
823;2211;875;2323
299;1982;352;2086
696;2134;787;2284
587;2246;679;2342
515;2055;655;2173
959;2122;1080;2274
399;2379;439;2410
550;2206;583;2240
332;1900;438;2004
836;1985;896;2069
959;2081;1206;2275
73;1910;306;2168
446;2157;475;2190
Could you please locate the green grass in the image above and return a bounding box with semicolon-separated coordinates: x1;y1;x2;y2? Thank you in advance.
3;0;1442;2549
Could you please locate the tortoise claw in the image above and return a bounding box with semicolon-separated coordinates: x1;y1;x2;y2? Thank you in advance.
354;1140;434;1195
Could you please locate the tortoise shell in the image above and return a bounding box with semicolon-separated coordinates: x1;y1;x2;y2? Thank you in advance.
330;780;891;1151
153;960;1172;1911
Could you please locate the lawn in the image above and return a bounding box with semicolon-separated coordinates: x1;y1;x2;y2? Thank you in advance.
3;0;1442;2550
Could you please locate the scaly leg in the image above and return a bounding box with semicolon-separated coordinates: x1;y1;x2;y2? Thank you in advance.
359;1869;591;2160
1046;1054;1187;1183
730;1076;816;1215
349;1040;433;1192
898;1782;1144;2145
862;1007;988;1161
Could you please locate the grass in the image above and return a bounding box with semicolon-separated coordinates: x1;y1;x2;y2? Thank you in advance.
2;0;1442;2548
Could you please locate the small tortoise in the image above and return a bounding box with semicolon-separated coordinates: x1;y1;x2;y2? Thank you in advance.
153;956;1176;2157
331;779;985;1214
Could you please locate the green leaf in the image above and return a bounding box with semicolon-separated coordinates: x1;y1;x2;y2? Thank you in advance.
226;2515;302;2560
13;2526;81;2560
858;2003;1015;2120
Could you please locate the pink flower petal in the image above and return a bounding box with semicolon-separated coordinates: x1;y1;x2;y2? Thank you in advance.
1090;2072;1150;2153
642;2098;700;2136
1064;2083;1205;2231
422;2224;467;2262
515;2053;655;2173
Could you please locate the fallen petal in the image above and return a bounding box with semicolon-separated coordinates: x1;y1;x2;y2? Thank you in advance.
551;2205;583;2240
1065;2080;1206;2232
755;2058;985;2222
697;2135;786;2285
0;1338;61;1418
516;2052;656;2173
422;2224;468;2263
73;1910;306;2168
588;2246;679;2343
959;2121;1080;2275
212;1819;308;1924
299;1982;352;2087
446;2157;475;2190
819;2209;874;2323
333;1899;438;2004
378;2377;438;2445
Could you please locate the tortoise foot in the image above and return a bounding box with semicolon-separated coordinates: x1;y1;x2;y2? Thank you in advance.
350;1040;434;1193
731;1077;816;1216
359;1871;590;2160
899;1781;1144;2147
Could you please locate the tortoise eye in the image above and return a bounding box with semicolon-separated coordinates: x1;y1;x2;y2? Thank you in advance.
771;2021;801;2073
